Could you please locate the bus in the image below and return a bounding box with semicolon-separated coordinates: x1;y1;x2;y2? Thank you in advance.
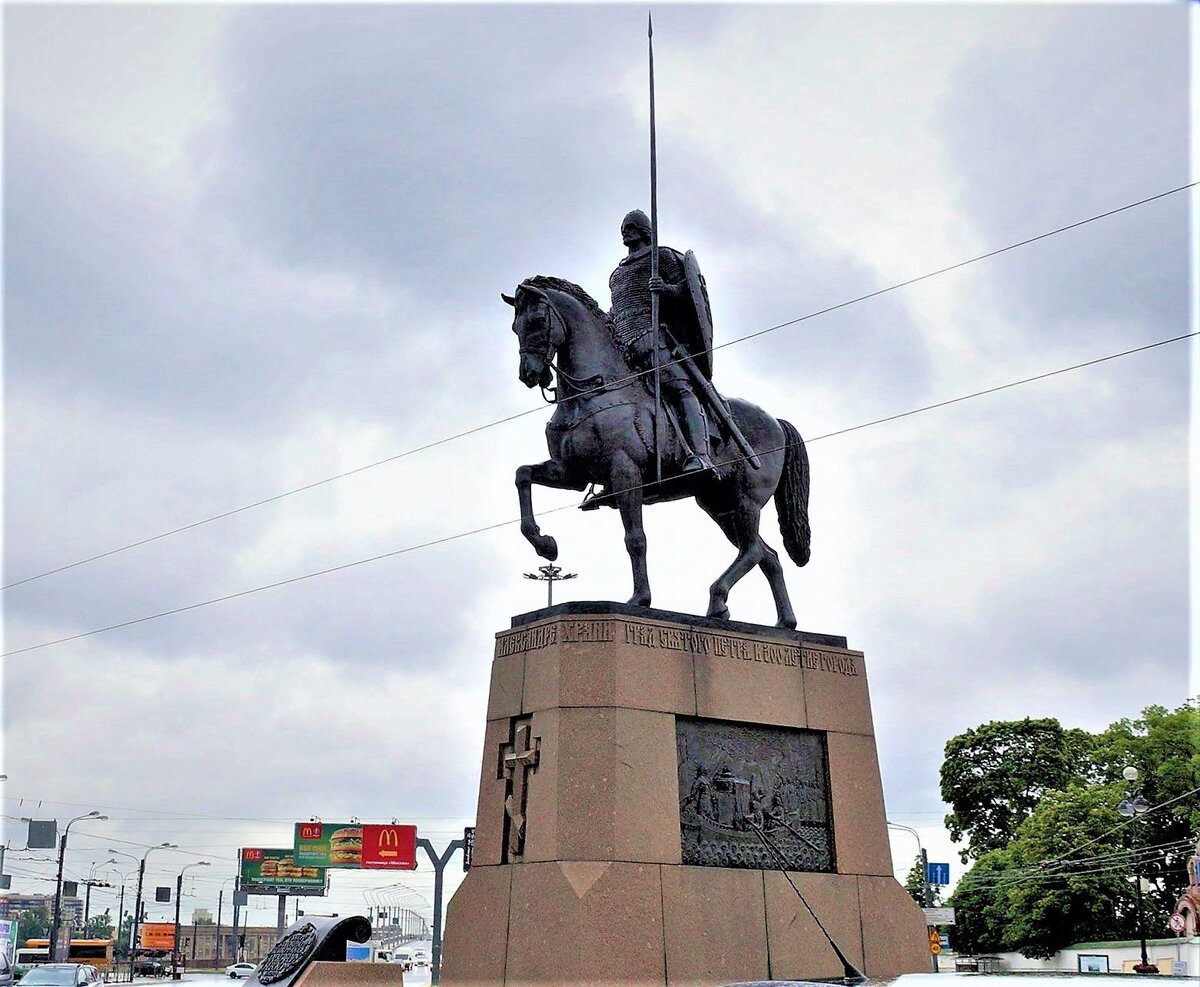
22;941;115;973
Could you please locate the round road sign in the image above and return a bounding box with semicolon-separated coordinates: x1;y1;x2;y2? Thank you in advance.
1168;913;1186;934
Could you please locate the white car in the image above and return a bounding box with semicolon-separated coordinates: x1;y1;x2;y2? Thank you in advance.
225;963;257;979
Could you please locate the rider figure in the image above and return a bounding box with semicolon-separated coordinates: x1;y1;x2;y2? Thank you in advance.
609;209;716;475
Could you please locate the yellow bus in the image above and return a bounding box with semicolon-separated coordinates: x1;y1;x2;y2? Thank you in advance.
22;941;115;973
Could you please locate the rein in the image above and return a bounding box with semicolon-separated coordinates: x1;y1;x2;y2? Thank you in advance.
522;296;625;405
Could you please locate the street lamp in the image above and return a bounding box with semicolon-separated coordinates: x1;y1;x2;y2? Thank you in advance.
106;850;139;957
172;861;209;980
216;876;237;964
84;858;118;925
50;811;108;961
1118;766;1158;975
130;843;178;980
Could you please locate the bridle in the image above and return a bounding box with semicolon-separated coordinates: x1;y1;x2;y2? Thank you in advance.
518;295;605;404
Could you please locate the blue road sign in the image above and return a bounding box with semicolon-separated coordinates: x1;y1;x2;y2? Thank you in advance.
927;861;951;885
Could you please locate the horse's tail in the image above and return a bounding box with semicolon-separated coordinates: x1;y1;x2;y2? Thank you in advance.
774;419;811;567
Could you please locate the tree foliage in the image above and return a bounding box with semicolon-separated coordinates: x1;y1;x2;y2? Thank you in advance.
945;701;1199;959
83;910;114;940
13;907;51;945
940;717;1095;862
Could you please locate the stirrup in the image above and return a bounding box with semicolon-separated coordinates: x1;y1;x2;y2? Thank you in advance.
580;483;608;511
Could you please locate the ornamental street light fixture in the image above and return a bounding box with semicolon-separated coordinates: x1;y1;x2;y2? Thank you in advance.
130;843;178;981
1118;766;1158;975
51;811;107;961
172;861;210;980
523;564;577;607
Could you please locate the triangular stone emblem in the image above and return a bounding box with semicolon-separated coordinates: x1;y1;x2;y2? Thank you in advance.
558;861;610;899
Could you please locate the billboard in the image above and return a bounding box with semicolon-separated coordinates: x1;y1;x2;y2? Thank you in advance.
239;849;328;896
140;923;175;951
293;823;416;870
0;920;17;962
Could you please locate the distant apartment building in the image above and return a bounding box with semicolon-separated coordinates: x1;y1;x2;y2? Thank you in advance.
190;908;212;925
0;895;85;928
175;924;279;966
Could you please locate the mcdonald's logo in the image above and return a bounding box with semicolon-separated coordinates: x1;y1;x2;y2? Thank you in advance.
377;828;400;857
361;824;417;870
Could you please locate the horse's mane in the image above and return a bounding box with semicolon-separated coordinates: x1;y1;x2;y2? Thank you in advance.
523;275;607;323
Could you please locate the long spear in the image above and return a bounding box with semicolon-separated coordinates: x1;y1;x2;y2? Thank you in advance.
648;11;662;484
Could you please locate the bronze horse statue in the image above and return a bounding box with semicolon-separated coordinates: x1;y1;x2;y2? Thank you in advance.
504;275;810;628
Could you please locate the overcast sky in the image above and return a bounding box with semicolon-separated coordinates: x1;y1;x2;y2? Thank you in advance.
2;2;1193;927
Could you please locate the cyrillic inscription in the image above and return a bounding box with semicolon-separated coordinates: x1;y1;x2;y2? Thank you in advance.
497;619;859;676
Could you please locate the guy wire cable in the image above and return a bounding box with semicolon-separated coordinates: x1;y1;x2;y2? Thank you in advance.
5;180;1193;593
3;327;1195;659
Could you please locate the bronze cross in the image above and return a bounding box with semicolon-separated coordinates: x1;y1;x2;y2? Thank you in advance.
501;720;540;856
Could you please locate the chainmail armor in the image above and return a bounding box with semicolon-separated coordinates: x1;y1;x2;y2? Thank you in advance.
609;247;684;348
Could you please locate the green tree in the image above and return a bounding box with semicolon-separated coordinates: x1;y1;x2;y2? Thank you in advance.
12;907;51;945
1002;784;1135;958
940;717;1095;862
947;847;1014;955
902;854;942;906
945;701;1198;959
195;915;214;926
1092;701;1200;923
83;910;114;940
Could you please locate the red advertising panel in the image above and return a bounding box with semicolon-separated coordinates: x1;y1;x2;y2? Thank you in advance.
360;824;417;869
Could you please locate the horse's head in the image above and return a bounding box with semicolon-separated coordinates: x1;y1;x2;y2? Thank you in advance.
502;282;561;390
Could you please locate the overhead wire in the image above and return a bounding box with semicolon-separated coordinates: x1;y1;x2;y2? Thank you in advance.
3;180;1193;594
3;327;1194;659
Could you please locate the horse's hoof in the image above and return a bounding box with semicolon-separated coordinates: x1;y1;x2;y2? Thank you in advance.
627;594;651;608
707;605;730;621
777;617;798;630
536;536;559;562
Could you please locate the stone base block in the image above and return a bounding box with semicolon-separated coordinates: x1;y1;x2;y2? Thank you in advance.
442;606;929;986
297;962;405;987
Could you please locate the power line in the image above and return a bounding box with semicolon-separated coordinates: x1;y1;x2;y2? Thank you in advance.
4;180;1193;594
3;327;1193;659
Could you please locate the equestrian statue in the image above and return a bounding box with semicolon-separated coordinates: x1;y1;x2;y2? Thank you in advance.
504;210;811;628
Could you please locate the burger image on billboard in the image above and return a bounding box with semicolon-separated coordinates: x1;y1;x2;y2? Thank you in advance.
329;827;363;865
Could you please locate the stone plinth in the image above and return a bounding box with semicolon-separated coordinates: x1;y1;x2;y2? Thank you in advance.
441;603;928;986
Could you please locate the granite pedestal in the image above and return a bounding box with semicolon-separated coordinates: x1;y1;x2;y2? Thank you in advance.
441;604;928;986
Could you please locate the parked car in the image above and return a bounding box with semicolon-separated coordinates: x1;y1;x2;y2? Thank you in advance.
393;951;414;971
0;950;13;987
14;966;101;987
225;962;257;980
133;957;165;976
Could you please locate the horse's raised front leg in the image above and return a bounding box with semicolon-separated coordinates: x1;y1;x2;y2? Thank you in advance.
516;460;585;561
610;450;651;607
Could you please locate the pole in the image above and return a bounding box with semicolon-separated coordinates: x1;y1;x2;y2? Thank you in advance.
921;847;938;973
231;875;242;963
117;883;126;963
51;831;69;962
129;859;146;982
1132;816;1152;972
172;872;183;980
215;890;224;964
417;838;464;985
647;12;662;484
277;895;287;937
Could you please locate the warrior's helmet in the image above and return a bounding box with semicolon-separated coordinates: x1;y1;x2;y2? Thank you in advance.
621;209;652;238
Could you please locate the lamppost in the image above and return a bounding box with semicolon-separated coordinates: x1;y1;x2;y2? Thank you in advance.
172;861;209;980
216;876;236;964
1118;766;1158;975
107;850;139;960
84;858;118;925
50;811;108;961
130;842;178;980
